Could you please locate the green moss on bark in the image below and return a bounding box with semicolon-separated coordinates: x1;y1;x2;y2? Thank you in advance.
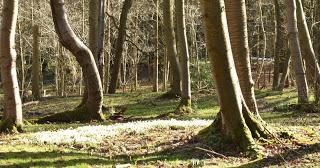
37;105;105;123
198;112;265;157
0;119;23;133
176;98;193;113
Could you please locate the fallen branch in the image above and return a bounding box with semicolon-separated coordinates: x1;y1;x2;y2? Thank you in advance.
195;146;227;159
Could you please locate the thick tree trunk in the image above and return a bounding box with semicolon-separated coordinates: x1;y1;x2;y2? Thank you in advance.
200;0;267;150
163;0;181;97
89;0;105;88
108;0;132;94
296;0;320;103
175;0;191;109
286;0;309;103
49;0;104;121
0;0;23;132
225;0;259;115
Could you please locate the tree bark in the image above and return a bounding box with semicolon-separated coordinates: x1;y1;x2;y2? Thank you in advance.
273;0;287;90
49;0;104;120
0;0;23;132
286;0;309;103
200;0;267;150
31;0;41;100
225;0;259;115
175;0;191;109
163;0;181;97
89;0;105;88
296;0;320;103
108;0;132;94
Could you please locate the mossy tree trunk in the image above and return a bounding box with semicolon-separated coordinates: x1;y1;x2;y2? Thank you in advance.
0;0;23;132
225;0;259;115
286;0;309;103
108;0;132;94
49;0;104;121
199;0;268;151
163;0;181;97
175;0;191;110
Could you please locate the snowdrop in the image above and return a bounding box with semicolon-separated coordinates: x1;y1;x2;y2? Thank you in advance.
24;119;212;145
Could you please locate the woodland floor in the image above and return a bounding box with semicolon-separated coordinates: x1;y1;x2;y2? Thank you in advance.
0;88;320;167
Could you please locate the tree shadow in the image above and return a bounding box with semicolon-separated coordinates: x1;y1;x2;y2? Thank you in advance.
236;143;320;168
0;150;126;167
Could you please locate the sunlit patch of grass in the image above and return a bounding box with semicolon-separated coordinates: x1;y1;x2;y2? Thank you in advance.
0;145;119;167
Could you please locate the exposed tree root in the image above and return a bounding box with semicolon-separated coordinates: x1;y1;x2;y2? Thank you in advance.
176;98;193;114
0;119;23;133
37;105;105;123
198;112;268;158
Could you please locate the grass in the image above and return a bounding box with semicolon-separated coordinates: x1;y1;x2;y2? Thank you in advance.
0;88;320;167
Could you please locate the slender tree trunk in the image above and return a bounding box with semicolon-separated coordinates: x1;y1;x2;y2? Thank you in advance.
0;0;23;132
273;0;287;90
225;0;259;115
104;0;111;93
255;0;267;87
296;0;320;103
108;0;132;94
176;0;191;109
17;23;25;98
200;0;268;150
286;0;309;103
163;0;181;97
153;0;159;92
31;0;41;100
49;0;104;121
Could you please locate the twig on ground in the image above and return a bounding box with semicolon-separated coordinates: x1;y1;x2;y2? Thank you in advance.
195;146;227;159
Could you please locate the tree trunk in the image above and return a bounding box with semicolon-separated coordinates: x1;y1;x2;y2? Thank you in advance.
255;0;267;88
199;0;268;151
31;0;41;100
153;0;159;92
296;0;320;103
286;0;309;103
104;0;111;93
273;0;287;90
225;0;259;115
163;0;181;97
0;0;23;132
49;0;104;121
175;0;191;109
108;0;132;94
89;0;105;88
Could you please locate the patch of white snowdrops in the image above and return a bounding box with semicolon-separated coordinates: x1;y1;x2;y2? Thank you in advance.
22;119;212;145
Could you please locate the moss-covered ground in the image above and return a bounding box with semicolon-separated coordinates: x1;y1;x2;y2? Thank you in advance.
0;88;319;167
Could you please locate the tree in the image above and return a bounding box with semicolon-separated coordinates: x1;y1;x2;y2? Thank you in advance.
45;0;104;122
89;0;105;87
163;0;181;97
199;0;268;151
175;0;191;110
108;0;133;94
286;0;309;103
0;0;23;132
273;0;288;90
225;0;259;115
31;0;41;100
296;0;320;103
